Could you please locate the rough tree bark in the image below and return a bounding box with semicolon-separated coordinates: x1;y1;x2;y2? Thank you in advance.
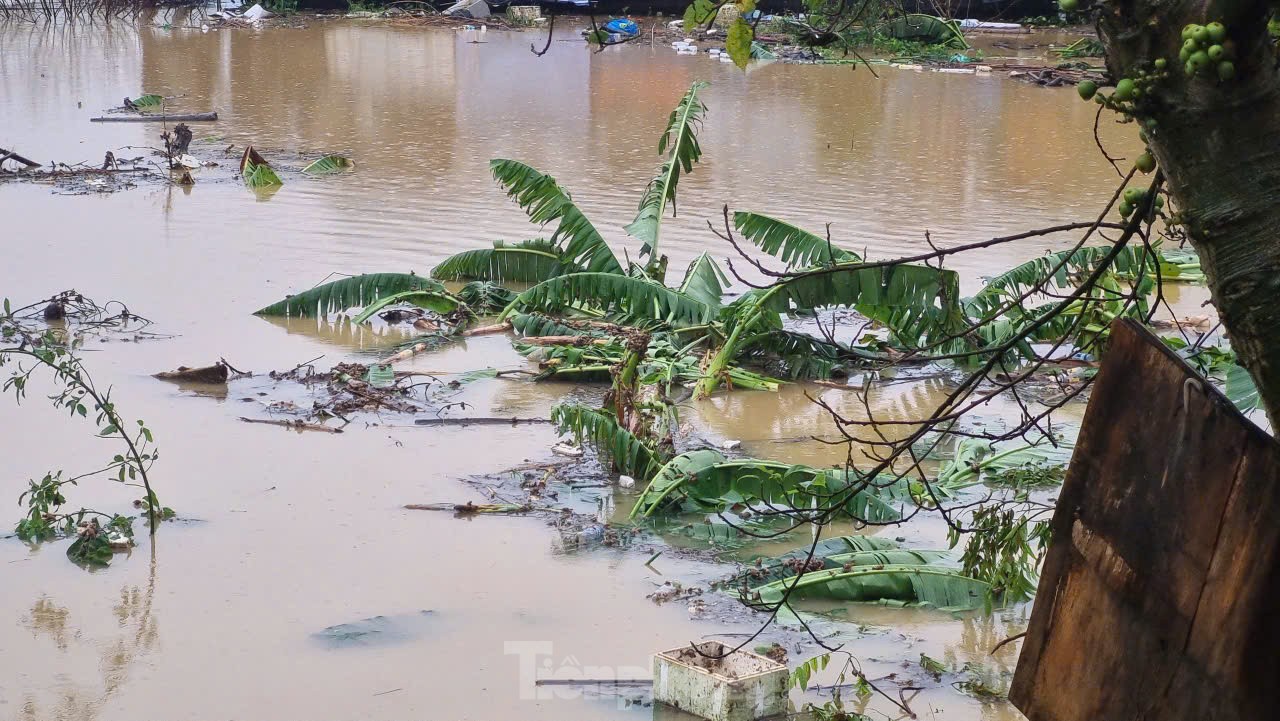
1097;0;1280;423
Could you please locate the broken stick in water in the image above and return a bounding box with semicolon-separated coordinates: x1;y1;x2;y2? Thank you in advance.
239;417;344;433
90;112;219;123
413;416;553;427
0;146;40;168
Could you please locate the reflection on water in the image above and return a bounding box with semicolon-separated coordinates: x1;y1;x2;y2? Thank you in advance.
14;552;159;721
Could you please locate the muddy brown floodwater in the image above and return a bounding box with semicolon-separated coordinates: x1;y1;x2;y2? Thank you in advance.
0;15;1204;721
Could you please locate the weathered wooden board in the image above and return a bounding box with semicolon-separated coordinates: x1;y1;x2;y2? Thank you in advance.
1010;319;1280;721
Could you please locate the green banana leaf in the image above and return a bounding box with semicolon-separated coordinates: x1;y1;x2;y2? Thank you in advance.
551;403;664;480
624;81;709;270
457;281;516;314
255;273;440;317
240;146;283;189
629;450;918;522
677;252;728;310
432;239;581;284
732;212;861;268
302;155;355;174
489;159;622;275
501;272;714;326
130;94;163;108
1225;363;1261;413
350;289;462;324
754;564;990;610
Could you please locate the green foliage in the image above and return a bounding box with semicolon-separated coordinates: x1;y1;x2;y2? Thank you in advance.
254;273;439;318
551;403;665;480
2;293;166;568
949;504;1051;604
489;159;623;275
240;146;282;189
683;0;719;31
432;239;582;284
503;272;715;326
790;652;830;691
130;94;163;108
301;155;355;174
624;81;709;275
726;18;754;68
629;450;926;521
919;653;947;679
753;563;991;610
1163;336;1261;414
457;281;516;314
677;252;729;310
733;211;861;268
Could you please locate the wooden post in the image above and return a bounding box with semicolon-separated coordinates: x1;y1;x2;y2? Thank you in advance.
1010;319;1280;721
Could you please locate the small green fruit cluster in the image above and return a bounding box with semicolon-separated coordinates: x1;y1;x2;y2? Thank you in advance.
1058;0;1079;11
1179;22;1235;81
1118;186;1164;218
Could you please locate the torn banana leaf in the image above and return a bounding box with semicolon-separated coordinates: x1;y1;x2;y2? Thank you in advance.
754;564;990;611
628;450;920;522
302;155;355;174
551;403;664;481
255;273;441;317
240;146;283;188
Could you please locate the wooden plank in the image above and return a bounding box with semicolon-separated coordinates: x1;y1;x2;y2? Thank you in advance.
1010;318;1280;721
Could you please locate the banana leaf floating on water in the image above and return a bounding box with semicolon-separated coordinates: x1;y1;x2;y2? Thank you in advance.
628;450;948;522
754;563;990;611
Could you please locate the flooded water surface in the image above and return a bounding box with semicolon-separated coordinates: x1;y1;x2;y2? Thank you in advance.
1;17;1165;721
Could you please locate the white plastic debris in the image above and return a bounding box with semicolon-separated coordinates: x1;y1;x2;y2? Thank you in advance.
242;3;273;20
551;442;583;458
618;474;636;489
106;532;132;550
174;154;201;169
975;65;992;72
719;54;733;62
721;439;742;451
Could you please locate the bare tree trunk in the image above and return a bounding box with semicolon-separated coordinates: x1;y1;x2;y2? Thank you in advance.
1099;0;1280;423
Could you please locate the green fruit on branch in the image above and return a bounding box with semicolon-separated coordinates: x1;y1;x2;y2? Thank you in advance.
1135;152;1156;173
1154;58;1167;70
1207;21;1226;43
1058;0;1078;11
1208;44;1225;61
1119;201;1135;217
1123;187;1146;205
1189;50;1210;71
1192;26;1211;45
1077;80;1098;100
1113;78;1135;101
1218;60;1236;81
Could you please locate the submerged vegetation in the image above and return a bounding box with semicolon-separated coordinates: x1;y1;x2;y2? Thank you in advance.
1;291;171;567
250;78;1230;647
